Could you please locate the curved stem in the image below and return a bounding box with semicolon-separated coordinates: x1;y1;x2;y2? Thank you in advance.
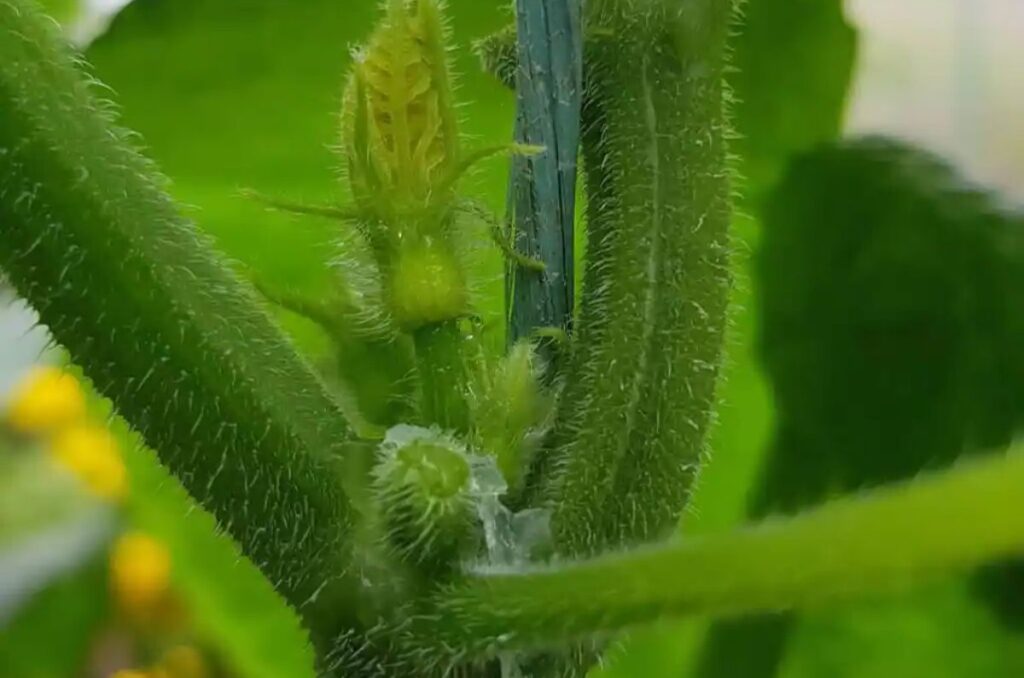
430;451;1024;655
538;0;733;553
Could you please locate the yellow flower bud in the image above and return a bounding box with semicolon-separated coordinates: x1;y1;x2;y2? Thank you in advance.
110;532;172;619
50;424;127;501
4;365;86;434
343;0;458;218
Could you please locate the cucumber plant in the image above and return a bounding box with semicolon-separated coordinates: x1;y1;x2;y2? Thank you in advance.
1;0;1022;676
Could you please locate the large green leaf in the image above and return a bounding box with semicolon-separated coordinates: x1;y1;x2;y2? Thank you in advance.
731;0;857;201
691;135;1024;678
782;583;1024;677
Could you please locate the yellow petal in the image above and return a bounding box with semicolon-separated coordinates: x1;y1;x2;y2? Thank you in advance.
50;424;127;501
4;365;86;434
110;532;172;617
342;0;458;214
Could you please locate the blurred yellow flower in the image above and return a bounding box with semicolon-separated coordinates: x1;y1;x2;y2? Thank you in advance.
50;424;127;501
158;645;209;678
110;531;172;619
110;671;151;678
4;365;86;434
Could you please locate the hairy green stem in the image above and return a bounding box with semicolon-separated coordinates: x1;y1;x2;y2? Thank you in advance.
538;0;733;554
431;451;1024;655
255;281;415;431
0;0;352;631
413;321;472;432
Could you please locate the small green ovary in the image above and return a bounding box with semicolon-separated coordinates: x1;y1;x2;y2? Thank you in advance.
373;426;475;574
387;243;469;330
395;440;470;500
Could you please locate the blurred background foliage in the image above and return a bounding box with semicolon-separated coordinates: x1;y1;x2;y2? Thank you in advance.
1;0;1022;676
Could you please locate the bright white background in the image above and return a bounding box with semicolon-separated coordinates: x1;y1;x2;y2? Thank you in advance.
849;0;1024;200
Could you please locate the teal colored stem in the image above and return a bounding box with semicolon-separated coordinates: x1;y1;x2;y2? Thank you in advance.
539;0;733;553
413;321;472;432
0;0;352;630
431;451;1024;655
505;0;582;363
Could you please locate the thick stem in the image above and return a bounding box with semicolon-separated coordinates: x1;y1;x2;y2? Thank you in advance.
430;451;1024;655
0;0;352;632
538;0;733;554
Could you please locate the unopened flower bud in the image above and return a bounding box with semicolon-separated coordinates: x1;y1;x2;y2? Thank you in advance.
343;0;458;220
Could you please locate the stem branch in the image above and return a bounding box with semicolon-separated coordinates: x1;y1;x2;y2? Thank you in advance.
433;451;1024;654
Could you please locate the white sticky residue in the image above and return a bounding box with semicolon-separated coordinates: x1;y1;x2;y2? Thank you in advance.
378;425;552;677
378;424;551;567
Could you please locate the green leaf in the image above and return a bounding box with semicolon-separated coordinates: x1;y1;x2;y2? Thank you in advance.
693;135;1024;677
0;557;110;678
783;583;1024;677
758;137;1024;501
731;0;858;200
